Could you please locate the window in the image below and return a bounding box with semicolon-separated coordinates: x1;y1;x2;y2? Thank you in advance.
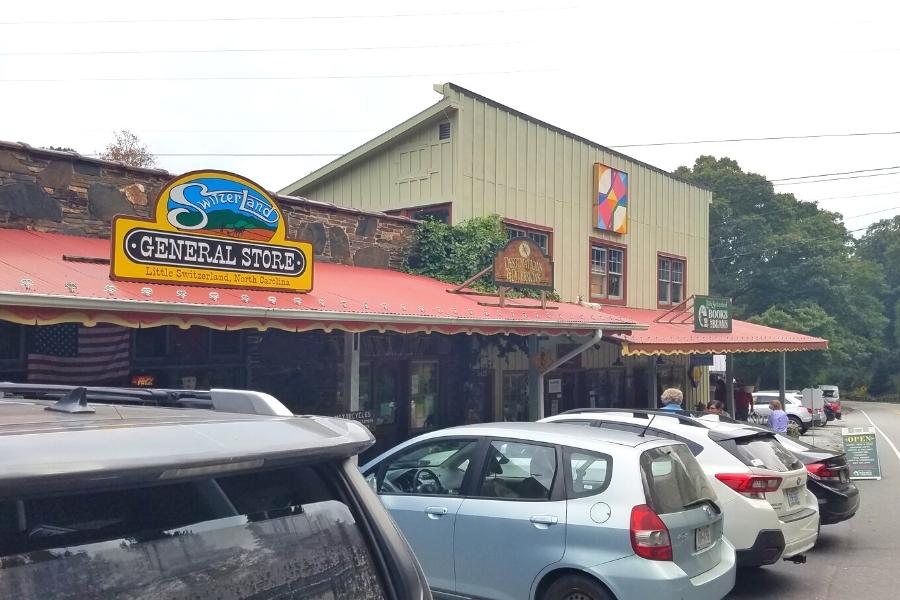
409;361;438;430
502;372;529;421
590;243;625;302
374;438;479;495
640;445;717;515
386;203;451;224
0;323;23;361
658;255;685;306
506;222;551;256
0;464;387;599
478;441;557;500
565;449;612;498
133;326;168;359
438;122;451;140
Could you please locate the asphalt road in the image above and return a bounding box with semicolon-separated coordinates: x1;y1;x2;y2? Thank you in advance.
726;400;900;599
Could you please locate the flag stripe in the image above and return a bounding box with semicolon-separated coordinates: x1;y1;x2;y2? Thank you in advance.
27;323;131;384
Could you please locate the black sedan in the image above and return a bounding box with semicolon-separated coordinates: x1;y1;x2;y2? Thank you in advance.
774;433;860;524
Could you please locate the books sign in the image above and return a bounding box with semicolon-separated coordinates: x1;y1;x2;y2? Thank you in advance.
493;238;554;292
694;296;732;333
111;170;313;292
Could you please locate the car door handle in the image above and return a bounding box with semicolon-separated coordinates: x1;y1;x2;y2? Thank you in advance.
530;515;559;526
425;506;449;518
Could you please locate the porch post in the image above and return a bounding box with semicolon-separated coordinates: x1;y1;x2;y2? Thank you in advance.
725;353;735;416
343;332;361;411
778;351;787;404
527;335;543;421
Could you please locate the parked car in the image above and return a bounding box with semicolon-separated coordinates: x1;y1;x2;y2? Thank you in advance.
0;383;430;600
692;412;859;525
362;422;736;600
751;391;816;432
541;409;819;568
773;433;858;524
819;386;842;420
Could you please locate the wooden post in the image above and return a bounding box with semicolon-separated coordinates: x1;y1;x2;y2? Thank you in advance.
725;354;735;417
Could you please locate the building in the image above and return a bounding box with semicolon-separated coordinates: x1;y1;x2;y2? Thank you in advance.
280;83;826;415
0;141;643;458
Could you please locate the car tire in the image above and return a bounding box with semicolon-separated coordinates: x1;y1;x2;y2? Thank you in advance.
543;574;612;600
788;415;804;431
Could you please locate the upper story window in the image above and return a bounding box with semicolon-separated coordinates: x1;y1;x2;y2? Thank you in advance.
505;220;552;256
386;203;451;224
590;242;625;303
658;255;686;306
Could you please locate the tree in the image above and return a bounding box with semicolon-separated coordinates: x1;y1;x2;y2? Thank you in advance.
100;130;157;167
674;156;887;390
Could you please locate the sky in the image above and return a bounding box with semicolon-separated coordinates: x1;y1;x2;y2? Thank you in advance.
2;0;900;233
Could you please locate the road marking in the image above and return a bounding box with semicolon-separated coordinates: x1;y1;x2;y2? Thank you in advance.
861;410;900;464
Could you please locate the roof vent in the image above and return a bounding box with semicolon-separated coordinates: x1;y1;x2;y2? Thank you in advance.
438;122;451;140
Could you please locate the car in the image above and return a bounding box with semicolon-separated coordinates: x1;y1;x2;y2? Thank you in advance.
751;391;815;432
772;433;858;524
541;409;819;568
0;383;430;600
819;386;842;420
362;422;736;600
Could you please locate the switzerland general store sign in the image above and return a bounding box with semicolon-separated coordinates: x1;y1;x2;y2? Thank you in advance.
111;170;313;292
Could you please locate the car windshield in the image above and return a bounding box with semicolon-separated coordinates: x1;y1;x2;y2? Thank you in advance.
640;444;717;514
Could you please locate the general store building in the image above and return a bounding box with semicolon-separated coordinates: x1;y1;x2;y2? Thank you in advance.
281;83;827;415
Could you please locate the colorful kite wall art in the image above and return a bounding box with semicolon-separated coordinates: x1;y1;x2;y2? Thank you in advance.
593;163;628;234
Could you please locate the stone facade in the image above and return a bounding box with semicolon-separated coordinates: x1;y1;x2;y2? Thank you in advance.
0;141;415;269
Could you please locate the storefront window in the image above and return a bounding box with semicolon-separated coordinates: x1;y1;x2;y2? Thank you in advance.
502;372;529;421
656;366;686;406
409;361;438;430
586;369;626;408
506;221;552;256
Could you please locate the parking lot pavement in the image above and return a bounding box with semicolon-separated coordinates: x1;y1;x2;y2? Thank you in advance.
726;401;900;599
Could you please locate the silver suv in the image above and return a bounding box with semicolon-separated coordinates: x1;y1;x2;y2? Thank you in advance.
0;383;430;600
362;422;736;600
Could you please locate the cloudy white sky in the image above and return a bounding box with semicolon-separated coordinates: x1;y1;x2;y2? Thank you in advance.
2;0;899;232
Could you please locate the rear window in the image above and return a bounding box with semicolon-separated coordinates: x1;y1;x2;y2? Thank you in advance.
640;445;717;515
0;463;386;599
719;434;803;472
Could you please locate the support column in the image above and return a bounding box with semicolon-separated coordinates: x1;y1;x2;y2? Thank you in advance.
778;351;787;404
343;332;360;411
527;335;543;421
725;354;735;417
648;356;658;409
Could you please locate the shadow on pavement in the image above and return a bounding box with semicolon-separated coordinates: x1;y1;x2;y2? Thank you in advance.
727;567;798;598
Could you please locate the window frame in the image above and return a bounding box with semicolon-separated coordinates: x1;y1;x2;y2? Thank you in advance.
588;238;627;305
469;437;565;503
369;437;485;498
385;202;452;224
563;446;614;499
504;218;554;258
657;253;687;308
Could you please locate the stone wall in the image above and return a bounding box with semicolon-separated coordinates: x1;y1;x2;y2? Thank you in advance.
0;141;415;269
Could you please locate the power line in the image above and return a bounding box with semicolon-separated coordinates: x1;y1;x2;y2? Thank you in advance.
0;6;578;26
843;206;900;220
0;41;525;57
773;170;900;185
806;190;900;202
770;165;900;182
0;68;554;83
608;130;900;148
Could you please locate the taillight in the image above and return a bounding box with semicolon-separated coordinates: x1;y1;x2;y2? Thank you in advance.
806;462;841;482
630;504;672;561
715;473;782;499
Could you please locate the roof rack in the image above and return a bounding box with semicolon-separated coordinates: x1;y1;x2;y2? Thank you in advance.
555;407;708;428
0;383;293;417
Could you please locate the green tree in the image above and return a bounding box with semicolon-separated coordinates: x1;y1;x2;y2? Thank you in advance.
674;156;887;390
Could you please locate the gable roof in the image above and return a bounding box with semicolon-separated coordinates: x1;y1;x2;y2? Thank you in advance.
280;82;708;196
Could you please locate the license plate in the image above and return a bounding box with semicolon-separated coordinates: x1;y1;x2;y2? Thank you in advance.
786;487;801;507
695;525;713;551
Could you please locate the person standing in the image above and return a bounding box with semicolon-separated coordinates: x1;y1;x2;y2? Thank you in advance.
734;381;753;421
767;399;788;433
660;388;684;412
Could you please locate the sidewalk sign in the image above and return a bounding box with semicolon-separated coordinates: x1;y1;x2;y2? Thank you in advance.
841;426;882;480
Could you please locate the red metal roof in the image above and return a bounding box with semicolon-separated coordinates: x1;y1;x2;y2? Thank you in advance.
603;306;828;355
0;229;638;336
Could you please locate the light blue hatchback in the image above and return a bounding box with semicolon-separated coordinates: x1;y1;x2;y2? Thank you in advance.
362;422;735;600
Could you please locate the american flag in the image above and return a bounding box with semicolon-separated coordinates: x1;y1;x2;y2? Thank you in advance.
27;323;131;384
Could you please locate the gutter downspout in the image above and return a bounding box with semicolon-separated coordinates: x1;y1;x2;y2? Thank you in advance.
535;329;604;420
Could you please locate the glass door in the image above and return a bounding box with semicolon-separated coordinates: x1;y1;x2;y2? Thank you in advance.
409;361;439;433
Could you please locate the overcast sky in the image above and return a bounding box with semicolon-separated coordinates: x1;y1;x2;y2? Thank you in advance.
2;0;899;233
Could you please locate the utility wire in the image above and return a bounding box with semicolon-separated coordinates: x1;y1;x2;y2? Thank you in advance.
0;41;526;57
0;6;578;26
609;130;900;148
770;165;900;182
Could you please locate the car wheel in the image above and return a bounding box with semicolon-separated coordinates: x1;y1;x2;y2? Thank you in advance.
788;415;804;430
543;574;612;600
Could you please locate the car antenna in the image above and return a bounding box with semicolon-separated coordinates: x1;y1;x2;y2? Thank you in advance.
638;413;657;437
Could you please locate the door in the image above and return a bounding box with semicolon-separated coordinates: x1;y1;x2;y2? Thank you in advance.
372;437;481;594
361;361;408;459
544;371;580;416
454;440;566;600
